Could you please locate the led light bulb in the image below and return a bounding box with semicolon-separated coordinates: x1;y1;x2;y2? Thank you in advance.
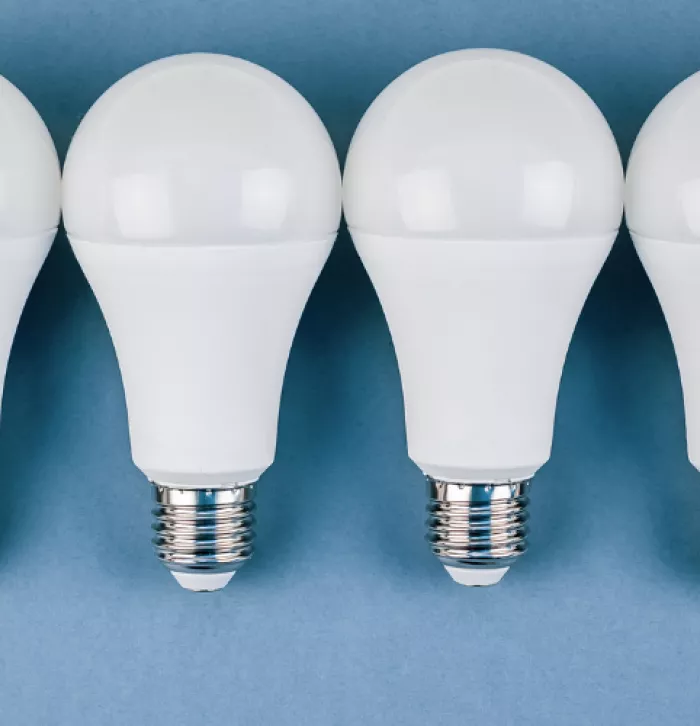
0;75;60;416
626;72;700;476
343;49;623;585
62;54;341;591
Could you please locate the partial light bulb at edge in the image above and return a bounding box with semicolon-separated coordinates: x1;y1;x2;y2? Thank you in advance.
343;49;623;585
626;72;700;477
0;75;60;434
62;54;341;591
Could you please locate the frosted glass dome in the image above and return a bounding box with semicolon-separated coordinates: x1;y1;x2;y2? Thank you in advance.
343;49;623;240
626;71;700;243
62;54;341;245
0;76;61;237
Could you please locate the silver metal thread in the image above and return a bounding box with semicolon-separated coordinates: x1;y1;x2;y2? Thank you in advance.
151;483;256;577
426;477;531;574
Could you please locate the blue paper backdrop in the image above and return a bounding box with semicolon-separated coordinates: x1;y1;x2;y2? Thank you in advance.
1;1;699;723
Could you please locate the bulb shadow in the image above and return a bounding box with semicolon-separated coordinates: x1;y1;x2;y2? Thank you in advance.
550;229;700;587
240;227;447;589
0;232;158;588
607;238;700;585
0;235;85;568
238;229;378;583
516;232;663;582
609;243;700;585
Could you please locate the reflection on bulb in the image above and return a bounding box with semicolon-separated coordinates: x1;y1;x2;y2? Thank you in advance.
62;54;341;591
112;174;176;239
521;161;575;230
344;49;623;585
626;71;700;474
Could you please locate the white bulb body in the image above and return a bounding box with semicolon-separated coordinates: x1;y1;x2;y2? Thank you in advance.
62;54;341;488
344;50;623;484
70;238;331;485
354;232;613;481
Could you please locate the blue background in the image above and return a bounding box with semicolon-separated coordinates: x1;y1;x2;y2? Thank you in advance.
1;0;699;723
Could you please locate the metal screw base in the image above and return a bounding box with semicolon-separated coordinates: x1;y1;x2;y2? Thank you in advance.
151;483;256;579
426;477;531;578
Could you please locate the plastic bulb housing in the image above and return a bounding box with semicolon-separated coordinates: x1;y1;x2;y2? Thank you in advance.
62;54;341;590
0;75;60;411
344;49;623;585
626;71;700;471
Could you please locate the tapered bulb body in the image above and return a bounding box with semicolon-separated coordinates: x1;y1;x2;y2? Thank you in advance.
0;76;60;410
626;72;700;471
62;54;341;590
343;49;623;585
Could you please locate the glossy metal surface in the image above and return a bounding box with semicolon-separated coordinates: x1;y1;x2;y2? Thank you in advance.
151;483;256;577
426;477;530;574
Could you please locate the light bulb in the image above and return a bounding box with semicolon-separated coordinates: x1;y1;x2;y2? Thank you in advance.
343;49;623;585
626;72;700;475
62;54;341;591
0;75;60;417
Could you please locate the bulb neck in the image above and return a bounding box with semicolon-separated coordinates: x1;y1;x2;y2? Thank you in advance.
151;482;256;587
426;476;531;585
